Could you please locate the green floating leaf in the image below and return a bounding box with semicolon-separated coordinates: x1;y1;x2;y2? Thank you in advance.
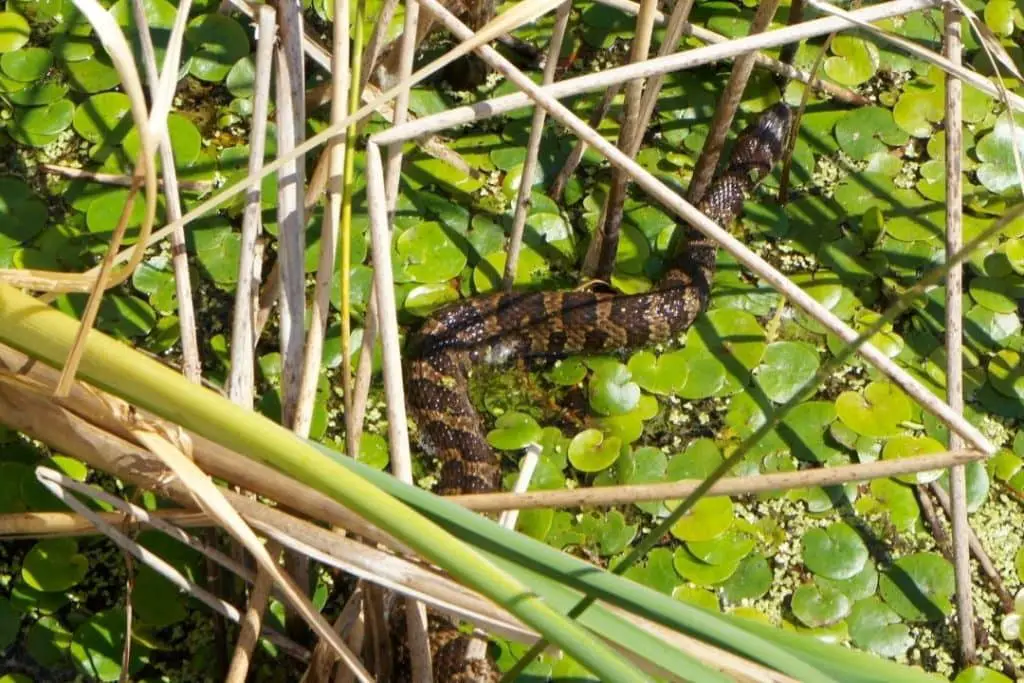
878;552;955;622
25;615;73;668
65;52;121;93
516;507;554;542
989;349;1024;400
954;667;1014;683
627;349;689;395
860;479;920;533
0;176;47;250
835;381;911;438
487;412;542;451
0;597;18;651
567;429;621;473
547;357;587;386
721;553;772;603
672;585;720;611
881;435;944;484
815;561;879;602
588;362;640;416
190;216;240;289
671;546;740;586
22;538;88;592
802;522;869;580
848;596;912;659
395;222;467;284
754;341;819;404
790;582;851;628
73;91;132;145
0;13;30;53
185;13;249;82
357;432;389;471
833;106;909;160
823;36;878;86
687;526;755;566
977;113;1024;194
473;246;549;294
1;46;51;82
624;547;681;595
71;609;149;681
670;496;734;543
970;275;1024;313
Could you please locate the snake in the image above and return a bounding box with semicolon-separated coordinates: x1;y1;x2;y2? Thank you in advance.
395;102;793;681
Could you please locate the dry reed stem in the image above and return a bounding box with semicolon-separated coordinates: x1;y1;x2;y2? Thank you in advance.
55;178;142;397
32;468;311;661
504;0;572;289
593;0;868;104
131;0;201;384
86;0;928;291
228;5;276;409
226;541;281;682
449;450;986;512
549;82;622;200
276;10;309;431
584;0;659;280
294;0;350;440
930;482;1016;614
39;164;214;192
687;0;780;204
943;1;976;663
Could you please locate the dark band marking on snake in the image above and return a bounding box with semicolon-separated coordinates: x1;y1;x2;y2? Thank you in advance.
398;103;794;680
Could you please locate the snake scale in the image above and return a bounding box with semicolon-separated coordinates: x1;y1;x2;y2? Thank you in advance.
394;103;793;681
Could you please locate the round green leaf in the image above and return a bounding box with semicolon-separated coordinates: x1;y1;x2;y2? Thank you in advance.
977;113;1024;194
65;52;121;93
0;176;47;248
989;349;1024;400
834;106;909;160
835;381;912;438
878;552;955;622
720;553;772;603
970;276;1024;313
673;585;720;611
815;561;879;602
191;216;240;288
670;496;734;542
487;412;542;450
516;507;553;541
404;282;459;317
882;435;945;484
687;527;755;566
588;362;640;416
73;92;132;144
864;478;920;533
123;112;202;168
627;349;689;395
22;538;88;592
185;14;249;82
225;55;256;98
357;432;389;470
823;36;878;86
0;597;18;651
801;522;869;580
14;98;74;138
1;47;51;82
70;609;149;681
9;81;68;106
546;357;587;386
848;596;913;659
0;13;30;53
955;668;1014;683
396;222;467;283
791;582;851;628
25;615;73;668
671;546;740;586
754;341;819;403
567;429;621;473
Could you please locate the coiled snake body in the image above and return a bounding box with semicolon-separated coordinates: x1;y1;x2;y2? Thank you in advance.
398;103;793;681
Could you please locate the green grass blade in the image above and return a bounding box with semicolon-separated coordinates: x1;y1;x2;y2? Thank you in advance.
316;442;940;683
0;284;645;683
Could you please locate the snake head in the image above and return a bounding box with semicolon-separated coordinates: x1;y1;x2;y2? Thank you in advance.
730;103;793;181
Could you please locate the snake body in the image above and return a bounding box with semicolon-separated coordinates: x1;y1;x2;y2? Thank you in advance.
399;103;793;680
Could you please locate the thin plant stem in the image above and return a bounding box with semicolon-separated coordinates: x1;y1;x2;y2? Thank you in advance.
585;0;659;280
229;5;276;409
340;0;368;431
226;544;278;682
943;1;975;663
504;0;572;290
549;83;622;200
449;450;985;512
131;0;201;384
687;0;781;204
71;0;935;292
